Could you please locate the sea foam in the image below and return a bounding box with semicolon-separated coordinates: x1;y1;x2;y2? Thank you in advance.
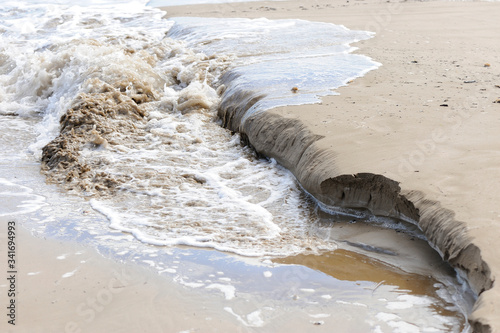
3;2;377;256
168;17;380;120
0;2;372;257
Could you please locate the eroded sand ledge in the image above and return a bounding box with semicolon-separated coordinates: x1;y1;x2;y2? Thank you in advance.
221;104;495;332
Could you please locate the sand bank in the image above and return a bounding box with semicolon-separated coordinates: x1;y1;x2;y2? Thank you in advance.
163;1;500;331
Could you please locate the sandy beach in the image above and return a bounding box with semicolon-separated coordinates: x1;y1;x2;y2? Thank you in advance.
164;0;500;331
1;0;498;332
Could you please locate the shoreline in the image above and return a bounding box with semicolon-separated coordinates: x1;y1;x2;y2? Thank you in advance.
0;219;249;333
1;216;471;332
161;0;500;331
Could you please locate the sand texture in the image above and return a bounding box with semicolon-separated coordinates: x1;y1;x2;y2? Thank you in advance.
164;1;500;331
0;222;251;333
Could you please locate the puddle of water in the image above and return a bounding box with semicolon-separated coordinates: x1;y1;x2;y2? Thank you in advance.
274;249;469;331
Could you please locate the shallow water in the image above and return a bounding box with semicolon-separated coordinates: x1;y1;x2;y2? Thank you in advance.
0;1;474;331
1;0;378;257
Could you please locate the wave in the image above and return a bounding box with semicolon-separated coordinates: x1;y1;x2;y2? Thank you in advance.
2;3;378;256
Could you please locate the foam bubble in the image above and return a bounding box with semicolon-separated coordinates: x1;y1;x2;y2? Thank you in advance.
246;310;265;327
386;294;433;310
309;314;331;319
224;307;265;328
300;288;315;293
206;283;236;300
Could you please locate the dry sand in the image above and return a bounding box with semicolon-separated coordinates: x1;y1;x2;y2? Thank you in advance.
163;0;500;331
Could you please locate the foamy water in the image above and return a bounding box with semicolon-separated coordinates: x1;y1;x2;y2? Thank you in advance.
168;16;379;119
0;1;472;331
0;1;380;256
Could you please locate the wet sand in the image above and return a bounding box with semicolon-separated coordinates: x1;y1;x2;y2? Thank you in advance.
2;221;278;333
0;216;470;332
163;0;500;331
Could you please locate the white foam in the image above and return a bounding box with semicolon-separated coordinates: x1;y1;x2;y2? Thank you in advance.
300;288;315;293
181;281;204;288
224;307;265;327
309;313;331;319
0;1;172;157
6;0;148;5
387;320;420;333
62;269;77;278
0;178;46;217
376;312;400;322
336;300;368;308
206;283;236;300
1;2;358;257
142;260;156;267
168;17;380;120
246;310;265;327
386;294;433;310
